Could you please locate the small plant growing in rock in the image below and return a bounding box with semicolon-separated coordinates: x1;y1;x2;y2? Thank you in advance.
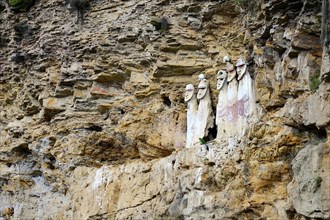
7;0;35;12
199;138;207;145
309;70;321;93
313;176;322;192
69;0;89;24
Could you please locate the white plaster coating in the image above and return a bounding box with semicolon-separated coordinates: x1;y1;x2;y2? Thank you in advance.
236;58;256;138
216;70;228;140
236;58;247;80
185;84;198;148
227;81;240;138
216;70;227;90
184;84;194;102
226;63;239;141
226;63;237;82
197;79;208;100
194;79;214;143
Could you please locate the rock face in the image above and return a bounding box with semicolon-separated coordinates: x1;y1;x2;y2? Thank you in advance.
0;0;329;219
288;143;330;219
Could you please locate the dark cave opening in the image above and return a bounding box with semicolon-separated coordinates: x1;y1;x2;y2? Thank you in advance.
162;96;172;107
301;124;327;140
205;125;217;142
11;144;32;157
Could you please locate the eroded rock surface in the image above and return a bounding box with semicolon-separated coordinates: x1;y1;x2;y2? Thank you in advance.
0;0;329;219
288;143;330;219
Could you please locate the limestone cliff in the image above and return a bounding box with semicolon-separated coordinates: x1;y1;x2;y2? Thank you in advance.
0;0;329;219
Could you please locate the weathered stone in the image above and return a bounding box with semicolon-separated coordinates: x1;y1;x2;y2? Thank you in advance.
133;84;160;98
160;41;202;53
91;72;128;83
41;97;72;120
129;71;150;85
288;143;330;219
0;0;328;219
272;29;286;53
291;33;322;51
73;88;89;100
42;97;72;111
55;86;74;97
68;62;82;74
90;82;124;98
24;96;41;115
153;60;211;77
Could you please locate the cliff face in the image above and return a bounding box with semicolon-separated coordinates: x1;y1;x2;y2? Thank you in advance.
0;0;329;219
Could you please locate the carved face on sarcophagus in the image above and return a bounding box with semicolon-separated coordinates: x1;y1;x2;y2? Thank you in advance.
226;63;237;82
197;79;208;100
236;58;247;80
216;70;227;90
184;84;195;102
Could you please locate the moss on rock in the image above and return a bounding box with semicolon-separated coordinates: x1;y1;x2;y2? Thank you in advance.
7;0;35;12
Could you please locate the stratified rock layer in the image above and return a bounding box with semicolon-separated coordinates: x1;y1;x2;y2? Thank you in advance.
0;0;329;219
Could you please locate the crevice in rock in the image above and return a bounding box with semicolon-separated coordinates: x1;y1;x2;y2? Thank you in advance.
6;163;12;167
43;153;56;170
11;144;32;157
162;95;171;107
116;194;158;213
205;121;217;142
298;124;327;140
43;109;65;122
88;212;115;220
85;125;103;132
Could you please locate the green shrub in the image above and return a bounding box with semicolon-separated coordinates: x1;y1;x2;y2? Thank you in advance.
8;0;35;12
309;70;321;93
199;138;206;145
9;0;21;7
